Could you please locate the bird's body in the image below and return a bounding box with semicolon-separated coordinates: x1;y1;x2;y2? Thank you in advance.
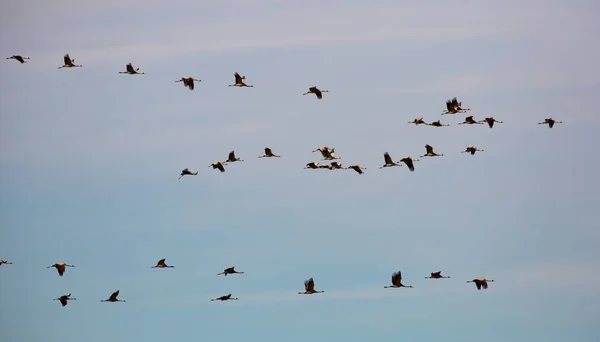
58;54;82;69
380;152;402;169
481;117;503;128
303;86;329;99
400;156;419;172
210;162;226;172
458;116;484;125
6;55;30;63
55;294;76;307
119;63;144;74
47;261;74;276
346;165;367;174
299;278;324;294
179;168;198;179
259;147;281;158
101;290;126;302
421;144;443;157
224;151;244;163
538;117;563;128
152;258;174;268
384;271;413;288
217;266;244;276
462;146;484;155
229;72;253;87
175;76;201;90
211;294;239;301
0;260;13;266
467;277;494;290
427;120;450;127
425;270;450;279
408;117;427;125
304;162;321;169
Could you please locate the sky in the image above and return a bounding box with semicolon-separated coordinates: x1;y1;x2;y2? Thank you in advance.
0;0;599;341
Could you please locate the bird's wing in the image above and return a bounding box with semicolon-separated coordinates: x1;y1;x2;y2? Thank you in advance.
57;264;65;276
432;271;441;276
265;147;272;155
307;278;315;292
482;281;488;289
126;63;135;73
451;97;459;108
228;151;236;160
63;54;71;65
217;163;225;172
393;272;402;286
60;297;68;306
234;73;242;84
384;153;393;164
425;145;433;154
308;87;318;92
157;259;166;266
315;89;323;99
304;279;310;291
446;100;453;111
109;290;119;301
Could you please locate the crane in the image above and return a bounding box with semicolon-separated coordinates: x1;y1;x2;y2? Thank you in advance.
380;152;403;169
298;278;324;294
425;271;450;279
224;151;244;163
538;117;563;128
119;63;144;74
175;76;201;90
303;86;329;99
259;147;281;158
211;294;239;301
217;266;244;276
384;271;413;288
179;168;198;179
304;162;321;169
458;116;484;125
462;146;484;155
400;156;419;171
209;161;226;172
151;258;174;268
420;144;443;157
408;117;428;125
480;117;503;128
58;54;82;69
467;278;494;290
0;260;13;266
346;165;367;174
101;290;126;302
6;55;30;63
427;120;450;127
47;261;75;276
54;294;76;307
229;72;253;87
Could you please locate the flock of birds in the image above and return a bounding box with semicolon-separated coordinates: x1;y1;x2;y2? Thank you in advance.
2;53;565;306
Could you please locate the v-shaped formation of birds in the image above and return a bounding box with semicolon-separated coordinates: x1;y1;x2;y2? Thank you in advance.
2;54;565;306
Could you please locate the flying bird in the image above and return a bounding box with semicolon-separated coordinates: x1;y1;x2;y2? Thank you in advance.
458;116;484;125
462;146;484;155
101;290;126;302
400;156;419;171
467;278;494;290
229;72;253;87
179;168;198;179
319;148;340;161
54;294;76;307
538;117;563;128
408;117;428;125
427;120;450;127
298;278;324;294
380;152;403;169
442;97;470;114
480;117;504;128
119;63;144;74
304;162;321;169
209;161;225;172
421;144;443;157
217;266;244;276
312;146;334;155
224;151;244;163
211;294;239;301
329;162;343;170
47;262;74;277
303;86;329;99
151;258;174;268
58;54;82;69
0;260;13;266
384;271;413;288
259;147;281;158
425;271;450;279
6;55;30;63
346;165;367;174
175;76;201;90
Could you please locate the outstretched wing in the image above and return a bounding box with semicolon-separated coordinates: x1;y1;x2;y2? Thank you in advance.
384;152;393;165
157;258;166;266
63;54;71;65
465;116;474;122
432;270;441;277
234;72;243;84
228;151;236;161
56;264;65;276
482;281;488;289
451;97;459;109
446;100;453;111
265;147;272;155
126;63;135;73
393;271;402;286
425;145;434;154
109;290;120;301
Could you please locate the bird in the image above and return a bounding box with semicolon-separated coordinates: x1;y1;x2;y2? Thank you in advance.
480;117;504;128
380;152;403;169
462;146;484;155
400;156;419;172
175;76;201;90
58;54;82;69
47;262;74;276
229;72;253;87
538;117;563;128
458;116;484;125
119;63;144;74
224;151;244;163
346;165;367;174
420;144;444;157
6;55;30;63
408;117;428;125
54;294;76;307
209;161;225;172
151;258;174;268
304;162;321;169
467;278;495;290
303;86;329;99
259;147;281;158
425;271;450;279
427;120;450;127
178;168;198;179
211;294;238;301
329;162;343;170
442;97;470;114
298;278;324;294
217;266;244;276
312;146;334;155
384;271;413;288
0;260;13;266
319;148;340;161
101;290;126;302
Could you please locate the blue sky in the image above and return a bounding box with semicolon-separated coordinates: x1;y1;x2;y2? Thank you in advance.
1;0;599;341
